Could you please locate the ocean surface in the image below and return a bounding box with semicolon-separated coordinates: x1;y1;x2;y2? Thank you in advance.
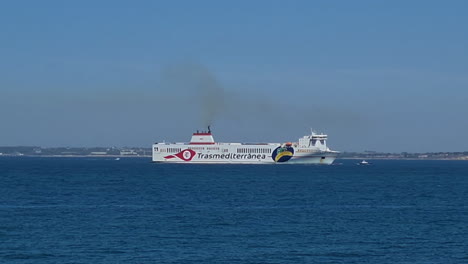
1;157;467;264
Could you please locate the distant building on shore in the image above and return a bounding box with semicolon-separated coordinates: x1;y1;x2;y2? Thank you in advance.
90;151;107;155
120;149;138;155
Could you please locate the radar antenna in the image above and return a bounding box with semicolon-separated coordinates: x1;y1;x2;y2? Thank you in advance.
208;125;211;133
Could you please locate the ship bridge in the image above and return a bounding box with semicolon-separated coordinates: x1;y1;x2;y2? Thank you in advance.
298;131;329;151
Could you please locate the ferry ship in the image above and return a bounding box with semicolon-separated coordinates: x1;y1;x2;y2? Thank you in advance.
152;127;339;164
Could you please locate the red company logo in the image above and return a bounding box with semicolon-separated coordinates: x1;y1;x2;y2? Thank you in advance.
164;149;196;161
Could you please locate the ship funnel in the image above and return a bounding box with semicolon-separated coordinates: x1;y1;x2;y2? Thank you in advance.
190;127;215;145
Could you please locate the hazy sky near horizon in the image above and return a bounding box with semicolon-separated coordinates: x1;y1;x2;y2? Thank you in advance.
1;0;467;152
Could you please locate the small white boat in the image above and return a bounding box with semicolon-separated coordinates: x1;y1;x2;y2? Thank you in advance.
357;160;371;165
115;158;120;161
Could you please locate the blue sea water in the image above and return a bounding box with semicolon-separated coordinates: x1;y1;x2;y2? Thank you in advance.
1;157;467;264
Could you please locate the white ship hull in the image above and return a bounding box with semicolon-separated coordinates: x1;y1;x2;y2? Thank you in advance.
153;150;338;164
152;128;339;165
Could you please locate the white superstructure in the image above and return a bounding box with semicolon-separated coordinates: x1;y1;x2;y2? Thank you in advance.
152;127;339;164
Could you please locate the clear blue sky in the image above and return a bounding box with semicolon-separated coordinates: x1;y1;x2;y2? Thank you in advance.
1;0;467;152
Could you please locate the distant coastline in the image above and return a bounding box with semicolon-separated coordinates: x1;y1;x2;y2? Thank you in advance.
339;151;468;161
1;146;467;160
0;146;150;158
